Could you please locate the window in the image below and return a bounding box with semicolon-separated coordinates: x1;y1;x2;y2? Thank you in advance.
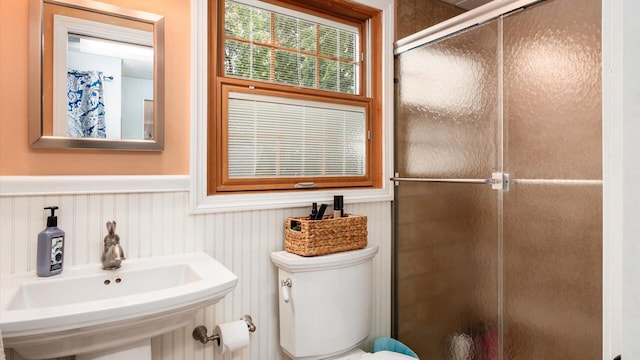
223;0;359;94
226;89;367;178
210;0;382;193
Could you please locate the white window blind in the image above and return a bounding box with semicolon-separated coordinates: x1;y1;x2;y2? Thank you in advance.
227;92;367;179
224;0;360;94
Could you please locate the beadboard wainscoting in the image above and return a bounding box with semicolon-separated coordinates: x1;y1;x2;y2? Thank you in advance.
0;185;392;360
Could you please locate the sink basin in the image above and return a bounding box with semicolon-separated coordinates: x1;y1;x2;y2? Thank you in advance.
0;252;238;359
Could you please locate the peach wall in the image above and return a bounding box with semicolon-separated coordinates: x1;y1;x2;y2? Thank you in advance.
0;0;190;175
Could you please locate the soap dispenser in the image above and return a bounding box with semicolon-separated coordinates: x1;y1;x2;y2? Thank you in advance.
37;206;65;277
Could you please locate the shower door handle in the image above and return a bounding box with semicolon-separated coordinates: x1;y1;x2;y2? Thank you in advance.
390;172;509;191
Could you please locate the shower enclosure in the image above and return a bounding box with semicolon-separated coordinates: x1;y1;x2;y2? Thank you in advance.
393;0;602;358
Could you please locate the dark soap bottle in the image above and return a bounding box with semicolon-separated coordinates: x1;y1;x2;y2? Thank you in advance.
37;206;65;277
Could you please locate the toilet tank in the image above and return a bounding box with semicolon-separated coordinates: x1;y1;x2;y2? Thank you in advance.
270;246;379;360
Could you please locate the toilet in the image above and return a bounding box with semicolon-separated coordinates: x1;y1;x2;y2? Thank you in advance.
271;246;417;360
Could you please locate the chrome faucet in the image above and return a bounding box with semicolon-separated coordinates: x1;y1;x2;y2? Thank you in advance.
101;221;125;270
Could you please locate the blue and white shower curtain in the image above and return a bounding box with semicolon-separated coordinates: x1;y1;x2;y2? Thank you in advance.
66;70;106;138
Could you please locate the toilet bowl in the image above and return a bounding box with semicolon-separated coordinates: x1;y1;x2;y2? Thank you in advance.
271;247;418;360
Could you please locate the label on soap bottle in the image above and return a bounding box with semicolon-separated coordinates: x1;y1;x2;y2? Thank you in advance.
50;236;63;271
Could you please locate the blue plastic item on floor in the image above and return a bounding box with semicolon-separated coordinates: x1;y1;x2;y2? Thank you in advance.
373;337;419;359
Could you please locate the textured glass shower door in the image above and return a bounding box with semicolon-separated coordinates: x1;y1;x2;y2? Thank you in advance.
395;18;502;359
501;0;602;358
394;0;602;359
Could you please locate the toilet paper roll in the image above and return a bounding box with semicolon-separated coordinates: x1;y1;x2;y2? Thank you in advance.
214;320;250;354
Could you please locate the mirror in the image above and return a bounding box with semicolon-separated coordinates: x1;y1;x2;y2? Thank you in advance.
29;0;164;150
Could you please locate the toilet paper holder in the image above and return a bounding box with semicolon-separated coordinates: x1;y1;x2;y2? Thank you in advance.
192;315;256;345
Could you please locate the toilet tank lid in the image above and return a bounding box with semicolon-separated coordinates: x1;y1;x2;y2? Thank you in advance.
270;246;379;272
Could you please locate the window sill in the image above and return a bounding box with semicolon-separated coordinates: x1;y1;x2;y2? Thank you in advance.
189;185;393;214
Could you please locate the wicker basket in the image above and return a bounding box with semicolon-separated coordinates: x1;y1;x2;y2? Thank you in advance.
284;214;368;256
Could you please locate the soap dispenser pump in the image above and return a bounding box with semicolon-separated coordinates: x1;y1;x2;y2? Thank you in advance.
37;206;65;277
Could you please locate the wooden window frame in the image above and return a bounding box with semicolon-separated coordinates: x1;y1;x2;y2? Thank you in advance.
208;0;383;194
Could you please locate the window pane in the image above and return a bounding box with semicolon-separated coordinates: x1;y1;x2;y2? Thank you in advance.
275;51;316;87
299;22;317;53
224;40;251;78
339;61;356;94
275;14;315;52
251;9;272;44
275;14;297;49
225;40;271;81
320;58;338;91
224;0;359;95
225;1;251;40
227;92;366;179
252;45;271;81
339;31;356;61
225;1;271;43
319;26;337;57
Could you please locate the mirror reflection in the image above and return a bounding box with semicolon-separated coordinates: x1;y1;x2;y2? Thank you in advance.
30;0;164;150
61;33;154;139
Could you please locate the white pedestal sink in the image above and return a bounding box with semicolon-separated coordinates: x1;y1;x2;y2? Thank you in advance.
0;253;238;359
